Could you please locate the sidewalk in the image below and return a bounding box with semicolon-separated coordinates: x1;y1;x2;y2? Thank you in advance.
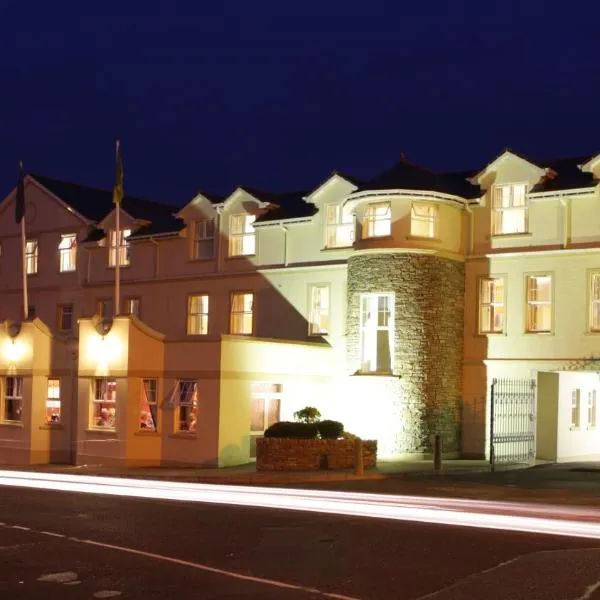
1;458;493;485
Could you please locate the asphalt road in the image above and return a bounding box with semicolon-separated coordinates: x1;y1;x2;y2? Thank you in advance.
2;485;600;599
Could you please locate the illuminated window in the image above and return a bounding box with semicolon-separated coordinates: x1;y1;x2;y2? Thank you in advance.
492;184;528;235
359;294;394;373
46;378;61;424
26;240;38;274
172;380;198;432
478;278;505;334
58;233;77;272
572;389;581;429
140;378;158;431
526;275;552;333
191;219;215;260
325;204;354;248
229;214;255;257
92;378;116;429
309;285;330;335
187;294;209;335
250;382;282;458
363;202;391;238
411;203;439;238
230;292;254;335
3;376;23;422
590;273;600;332
108;228;131;266
124;297;141;317
588;390;597;429
57;304;73;332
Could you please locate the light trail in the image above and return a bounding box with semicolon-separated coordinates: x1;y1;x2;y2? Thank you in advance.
0;469;599;540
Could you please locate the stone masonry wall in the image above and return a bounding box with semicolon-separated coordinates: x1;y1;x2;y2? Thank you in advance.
256;438;378;471
346;252;465;454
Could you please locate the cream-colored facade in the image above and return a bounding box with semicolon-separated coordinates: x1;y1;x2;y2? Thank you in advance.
1;151;599;466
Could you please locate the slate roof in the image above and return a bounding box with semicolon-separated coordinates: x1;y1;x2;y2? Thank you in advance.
30;173;183;240
356;158;484;200
248;189;317;224
529;155;598;193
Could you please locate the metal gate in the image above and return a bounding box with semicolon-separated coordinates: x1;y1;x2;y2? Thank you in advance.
490;378;536;471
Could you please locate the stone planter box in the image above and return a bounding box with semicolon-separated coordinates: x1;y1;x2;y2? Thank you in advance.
256;437;377;471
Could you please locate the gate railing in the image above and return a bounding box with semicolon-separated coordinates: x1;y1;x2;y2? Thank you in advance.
490;377;536;472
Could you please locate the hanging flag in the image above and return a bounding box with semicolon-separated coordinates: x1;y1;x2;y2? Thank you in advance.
113;140;124;205
15;161;25;223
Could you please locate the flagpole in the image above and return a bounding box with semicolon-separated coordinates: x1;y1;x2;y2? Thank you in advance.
114;141;121;317
21;210;28;320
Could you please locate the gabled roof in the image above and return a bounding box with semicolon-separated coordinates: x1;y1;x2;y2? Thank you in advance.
127;215;185;240
529;155;598;194
356;157;483;200
251;190;316;224
30;174;179;224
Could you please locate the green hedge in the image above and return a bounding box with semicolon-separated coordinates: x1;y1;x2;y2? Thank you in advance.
264;420;344;439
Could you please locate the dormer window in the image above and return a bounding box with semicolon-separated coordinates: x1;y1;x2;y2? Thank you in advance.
229;215;256;257
190;219;215;260
325;204;354;248
108;229;131;266
363;202;391;238
492;184;528;235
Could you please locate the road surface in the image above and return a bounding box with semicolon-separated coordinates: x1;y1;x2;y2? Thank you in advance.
1;479;600;599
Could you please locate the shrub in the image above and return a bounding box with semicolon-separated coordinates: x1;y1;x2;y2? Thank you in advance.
293;407;321;424
264;421;319;439
317;420;344;439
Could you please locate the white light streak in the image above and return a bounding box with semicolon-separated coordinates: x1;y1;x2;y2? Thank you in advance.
0;469;599;540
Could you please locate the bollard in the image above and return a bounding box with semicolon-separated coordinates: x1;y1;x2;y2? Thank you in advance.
433;434;442;473
354;437;364;476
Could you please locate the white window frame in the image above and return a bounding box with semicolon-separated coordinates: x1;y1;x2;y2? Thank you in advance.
229;214;256;257
91;378;117;429
410;203;439;239
58;233;77;272
187;294;209;335
571;389;581;429
191;219;215;260
325;204;354;248
26;239;38;274
590;272;600;332
230;292;254;335
57;303;74;332
478;277;505;334
308;284;330;336
492;183;528;235
250;383;282;458
588;390;597;430
108;228;131;267
526;274;552;333
140;378;158;431
3;376;23;422
359;293;394;373
46;378;61;424
363;202;391;238
124;297;141;317
172;380;198;433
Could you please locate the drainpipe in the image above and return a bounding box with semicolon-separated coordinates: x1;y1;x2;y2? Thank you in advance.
215;207;223;273
280;224;289;266
559;195;571;249
150;238;159;278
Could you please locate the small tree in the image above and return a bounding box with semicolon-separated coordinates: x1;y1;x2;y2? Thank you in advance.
293;406;321;424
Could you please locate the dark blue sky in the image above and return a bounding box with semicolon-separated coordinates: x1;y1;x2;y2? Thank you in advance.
2;1;600;206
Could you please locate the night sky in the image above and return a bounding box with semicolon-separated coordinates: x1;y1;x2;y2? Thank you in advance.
2;1;600;206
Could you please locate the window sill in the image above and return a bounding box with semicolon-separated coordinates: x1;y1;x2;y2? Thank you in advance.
352;370;396;377
361;235;392;241
134;430;159;437
0;421;23;428
570;426;581;432
490;232;532;240
321;245;353;251
39;424;65;430
308;332;329;337
169;432;197;440
406;235;441;242
587;426;597;431
226;254;256;260
524;331;554;335
84;428;117;435
58;270;77;274
476;331;506;337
